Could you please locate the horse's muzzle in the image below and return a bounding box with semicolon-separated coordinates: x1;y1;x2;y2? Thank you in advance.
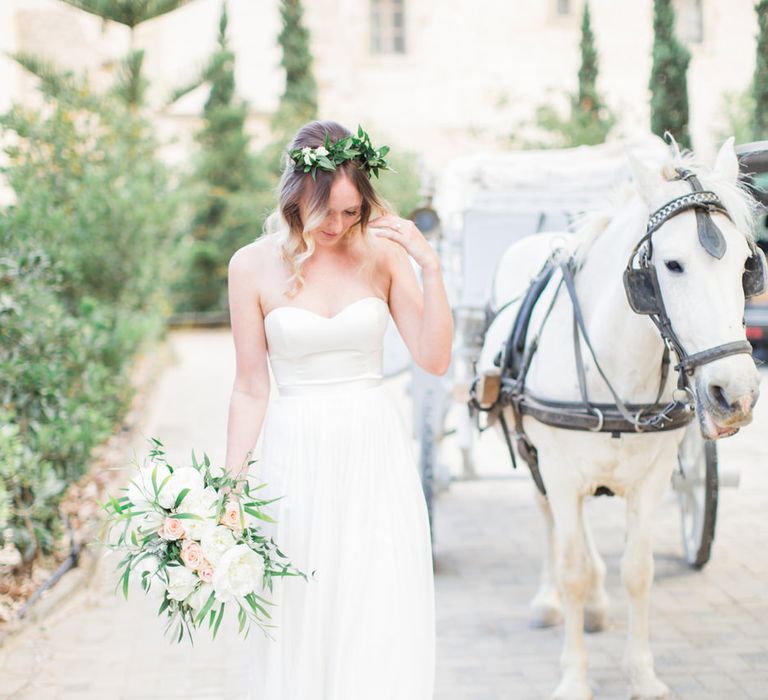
695;376;758;439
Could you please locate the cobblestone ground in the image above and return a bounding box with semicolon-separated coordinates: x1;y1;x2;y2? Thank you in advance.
1;328;767;700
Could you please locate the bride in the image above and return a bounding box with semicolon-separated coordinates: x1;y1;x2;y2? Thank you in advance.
224;120;452;699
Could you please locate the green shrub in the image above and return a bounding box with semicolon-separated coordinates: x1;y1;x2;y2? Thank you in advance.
0;80;179;561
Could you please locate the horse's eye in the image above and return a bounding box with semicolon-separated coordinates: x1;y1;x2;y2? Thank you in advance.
664;260;684;273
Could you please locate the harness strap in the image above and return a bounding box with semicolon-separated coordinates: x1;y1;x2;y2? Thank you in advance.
517;393;694;433
560;260;674;431
676;169;728;259
675;340;754;374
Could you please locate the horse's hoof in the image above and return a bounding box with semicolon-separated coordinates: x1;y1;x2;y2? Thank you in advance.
583;605;608;633
553;677;593;700
529;600;562;628
630;676;670;700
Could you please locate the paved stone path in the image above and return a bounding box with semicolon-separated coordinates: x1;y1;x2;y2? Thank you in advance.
1;328;767;699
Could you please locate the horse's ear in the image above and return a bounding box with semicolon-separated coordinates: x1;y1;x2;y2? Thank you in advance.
626;151;662;205
712;136;740;184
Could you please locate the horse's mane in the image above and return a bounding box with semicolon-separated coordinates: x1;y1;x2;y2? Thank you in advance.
572;140;759;263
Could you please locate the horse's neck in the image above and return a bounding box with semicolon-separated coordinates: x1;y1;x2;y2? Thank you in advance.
529;196;671;404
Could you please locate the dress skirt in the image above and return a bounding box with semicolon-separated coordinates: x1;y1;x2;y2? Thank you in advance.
245;381;435;700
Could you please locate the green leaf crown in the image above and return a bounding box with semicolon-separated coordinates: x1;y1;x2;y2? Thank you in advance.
288;125;392;180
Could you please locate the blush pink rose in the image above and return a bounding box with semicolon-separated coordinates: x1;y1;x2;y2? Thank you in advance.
219;499;243;531
197;557;214;583
180;539;204;570
158;517;185;541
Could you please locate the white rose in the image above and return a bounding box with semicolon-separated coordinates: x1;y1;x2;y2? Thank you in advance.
158;467;204;510
178;486;219;540
212;544;265;602
200;525;236;566
166;564;198;601
187;581;220;617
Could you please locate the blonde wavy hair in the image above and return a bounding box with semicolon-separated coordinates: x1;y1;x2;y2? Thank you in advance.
263;120;393;297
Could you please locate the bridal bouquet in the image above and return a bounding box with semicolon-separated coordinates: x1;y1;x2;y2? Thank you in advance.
100;438;305;644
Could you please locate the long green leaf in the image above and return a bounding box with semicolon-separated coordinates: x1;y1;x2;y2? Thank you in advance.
212;602;225;639
194;590;217;625
158;596;171;616
173;487;190;509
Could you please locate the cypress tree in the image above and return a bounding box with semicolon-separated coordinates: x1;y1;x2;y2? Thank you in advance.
577;2;600;118
268;0;318;171
753;0;768;138
174;2;270;313
533;1;614;147
649;0;691;148
275;0;317;127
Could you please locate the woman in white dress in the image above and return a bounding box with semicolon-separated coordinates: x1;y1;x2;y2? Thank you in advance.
224;120;452;700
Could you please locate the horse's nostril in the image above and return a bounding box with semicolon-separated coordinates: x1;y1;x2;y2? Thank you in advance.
736;395;754;414
708;384;756;414
709;384;730;411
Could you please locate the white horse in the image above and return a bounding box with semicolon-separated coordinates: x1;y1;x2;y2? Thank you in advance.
476;137;762;700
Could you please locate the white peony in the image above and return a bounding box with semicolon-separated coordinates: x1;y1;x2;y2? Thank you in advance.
157;466;204;510
200;525;236;566
187;581;220;617
212;544;265;602
178;486;219;540
166;564;198;601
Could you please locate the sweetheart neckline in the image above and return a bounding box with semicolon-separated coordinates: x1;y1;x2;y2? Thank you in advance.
263;295;388;323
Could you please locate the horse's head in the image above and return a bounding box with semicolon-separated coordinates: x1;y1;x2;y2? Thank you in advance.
627;137;765;439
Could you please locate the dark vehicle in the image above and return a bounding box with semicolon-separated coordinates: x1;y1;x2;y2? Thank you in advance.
737;141;768;359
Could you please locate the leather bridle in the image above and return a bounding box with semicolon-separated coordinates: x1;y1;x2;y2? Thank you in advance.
623;168;762;380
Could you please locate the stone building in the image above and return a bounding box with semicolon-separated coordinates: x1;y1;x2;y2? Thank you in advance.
0;0;761;170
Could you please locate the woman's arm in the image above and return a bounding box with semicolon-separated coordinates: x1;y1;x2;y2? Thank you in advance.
224;243;271;481
369;216;453;375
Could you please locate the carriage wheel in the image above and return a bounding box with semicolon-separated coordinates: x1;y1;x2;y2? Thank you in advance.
674;423;718;569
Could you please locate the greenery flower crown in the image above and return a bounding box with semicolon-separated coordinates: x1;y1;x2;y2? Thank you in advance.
288;126;392;180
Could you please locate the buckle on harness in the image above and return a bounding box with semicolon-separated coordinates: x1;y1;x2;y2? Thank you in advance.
588;407;605;432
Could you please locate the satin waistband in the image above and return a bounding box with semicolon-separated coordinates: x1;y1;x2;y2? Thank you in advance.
277;377;383;397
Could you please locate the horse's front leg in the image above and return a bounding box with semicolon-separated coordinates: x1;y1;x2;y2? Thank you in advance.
622;464;672;700
530;486;563;627
583;510;609;633
548;485;593;700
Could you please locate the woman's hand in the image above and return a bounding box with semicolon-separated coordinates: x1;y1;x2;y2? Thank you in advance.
368;215;439;271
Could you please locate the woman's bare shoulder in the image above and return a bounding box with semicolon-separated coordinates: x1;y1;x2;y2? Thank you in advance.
369;232;408;267
228;236;283;306
229;236;281;276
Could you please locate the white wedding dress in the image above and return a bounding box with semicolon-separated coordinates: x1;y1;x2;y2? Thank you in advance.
246;295;435;700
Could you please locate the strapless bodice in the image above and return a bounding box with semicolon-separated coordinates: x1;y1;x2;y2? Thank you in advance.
264;296;389;396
